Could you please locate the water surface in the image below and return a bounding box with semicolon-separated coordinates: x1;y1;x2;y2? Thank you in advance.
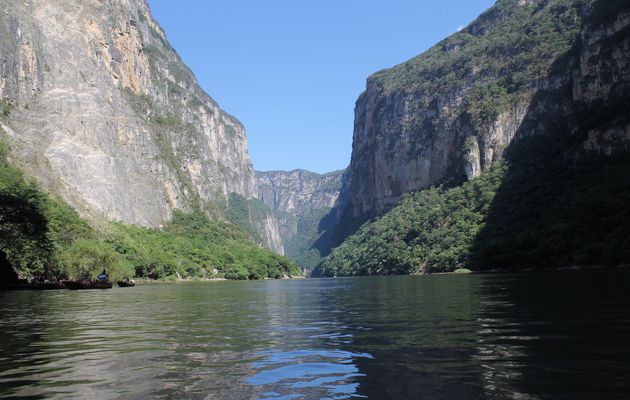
1;272;629;399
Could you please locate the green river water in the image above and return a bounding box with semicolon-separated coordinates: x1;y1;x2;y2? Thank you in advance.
1;271;629;399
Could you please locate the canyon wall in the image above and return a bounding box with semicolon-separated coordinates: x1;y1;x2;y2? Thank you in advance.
323;0;630;250
0;0;283;252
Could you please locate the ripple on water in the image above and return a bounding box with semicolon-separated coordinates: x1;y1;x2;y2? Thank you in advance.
247;349;373;399
2;274;630;399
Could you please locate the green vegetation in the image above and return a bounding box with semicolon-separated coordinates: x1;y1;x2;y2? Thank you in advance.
109;210;299;280
374;0;582;91
0;140;54;278
319;0;630;276
1;99;14;118
465;83;510;126
371;0;583;117
321;130;630;277
226;193;274;245
284;207;332;273
0;139;299;281
320;163;505;276
472;134;630;270
60;239;132;281
141;44;159;57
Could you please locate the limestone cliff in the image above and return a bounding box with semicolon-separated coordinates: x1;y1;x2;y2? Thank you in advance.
323;0;630;250
256;169;343;270
256;169;342;232
0;0;283;252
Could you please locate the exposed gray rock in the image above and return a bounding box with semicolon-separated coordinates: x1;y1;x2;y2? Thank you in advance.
254;214;285;255
0;0;283;252
255;169;342;237
256;169;342;215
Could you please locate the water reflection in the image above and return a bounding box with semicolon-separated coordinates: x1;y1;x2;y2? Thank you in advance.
1;273;630;399
248;349;371;399
474;271;630;399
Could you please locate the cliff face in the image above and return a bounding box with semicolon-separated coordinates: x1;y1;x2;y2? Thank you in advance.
326;0;630;248
256;170;342;218
256;169;342;237
255;169;343;269
0;0;283;252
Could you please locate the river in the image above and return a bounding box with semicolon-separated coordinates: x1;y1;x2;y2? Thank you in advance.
1;271;629;399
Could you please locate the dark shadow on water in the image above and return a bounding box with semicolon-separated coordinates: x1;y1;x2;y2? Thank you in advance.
474;271;630;399
0;291;56;399
325;272;630;399
324;275;489;399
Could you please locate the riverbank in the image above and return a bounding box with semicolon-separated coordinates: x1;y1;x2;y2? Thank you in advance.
126;274;306;285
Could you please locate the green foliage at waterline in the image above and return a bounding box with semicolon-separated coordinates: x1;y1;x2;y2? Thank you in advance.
0;141;55;277
109;210;299;280
0;140;299;281
472;134;630;270
321;132;630;277
320;163;505;277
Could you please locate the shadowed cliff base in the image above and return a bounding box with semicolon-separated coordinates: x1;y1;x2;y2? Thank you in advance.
471;0;630;270
471;135;630;270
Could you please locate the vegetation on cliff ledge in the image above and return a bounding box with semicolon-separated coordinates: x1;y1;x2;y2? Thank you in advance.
371;0;582;97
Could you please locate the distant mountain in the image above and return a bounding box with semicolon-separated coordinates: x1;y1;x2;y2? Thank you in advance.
256;169;343;272
316;0;630;276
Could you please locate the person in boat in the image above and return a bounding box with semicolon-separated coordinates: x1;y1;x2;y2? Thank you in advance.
97;269;109;282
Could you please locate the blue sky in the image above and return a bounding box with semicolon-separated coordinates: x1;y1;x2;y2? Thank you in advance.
147;0;495;173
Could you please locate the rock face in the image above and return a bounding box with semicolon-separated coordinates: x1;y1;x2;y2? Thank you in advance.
0;0;283;252
324;0;630;250
254;214;285;255
255;169;343;269
256;170;342;222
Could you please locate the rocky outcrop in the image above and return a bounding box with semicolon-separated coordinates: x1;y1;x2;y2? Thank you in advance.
324;0;630;251
254;214;285;255
0;0;284;252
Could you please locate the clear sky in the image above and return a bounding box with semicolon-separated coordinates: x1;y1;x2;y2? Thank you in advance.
147;0;495;174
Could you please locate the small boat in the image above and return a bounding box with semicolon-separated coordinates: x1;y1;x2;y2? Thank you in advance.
64;279;112;290
117;279;135;287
